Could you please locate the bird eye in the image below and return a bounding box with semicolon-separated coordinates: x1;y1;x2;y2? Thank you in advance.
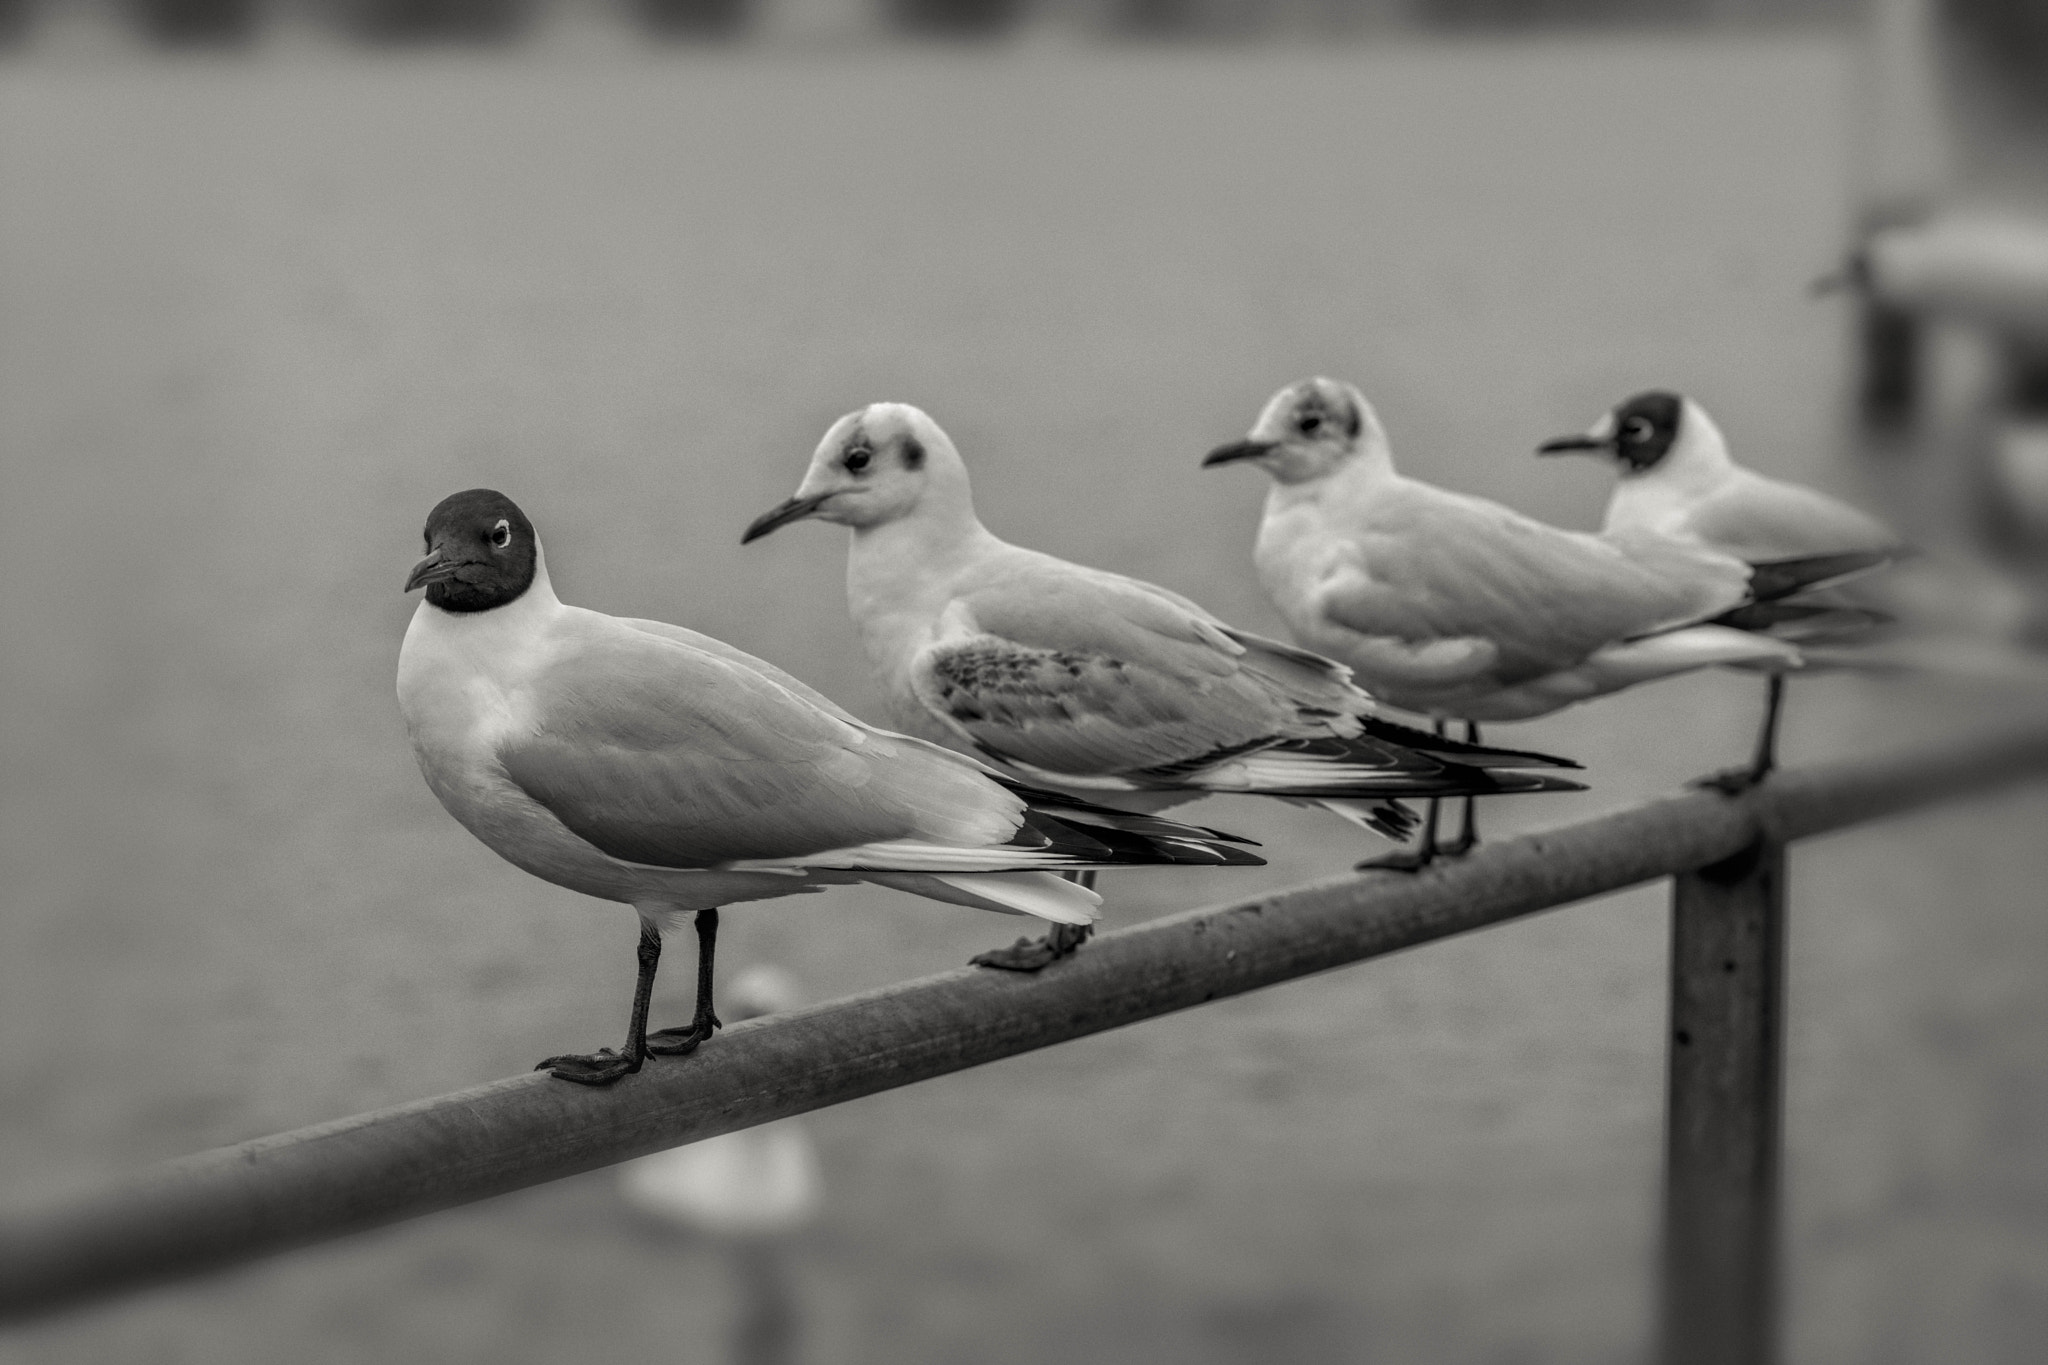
491;519;512;549
1624;417;1653;442
844;446;873;473
1297;414;1324;436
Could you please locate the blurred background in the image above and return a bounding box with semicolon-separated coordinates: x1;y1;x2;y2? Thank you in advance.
4;0;2048;1361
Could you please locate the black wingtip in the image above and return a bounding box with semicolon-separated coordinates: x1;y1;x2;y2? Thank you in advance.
1745;548;1906;602
1007;782;1266;867
1477;773;1590;795
1355;716;1584;770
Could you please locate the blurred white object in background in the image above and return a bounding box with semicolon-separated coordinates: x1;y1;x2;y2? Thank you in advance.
617;966;822;1239
1992;420;2048;546
1855;209;2048;339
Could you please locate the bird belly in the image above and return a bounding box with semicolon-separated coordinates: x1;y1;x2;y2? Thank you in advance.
401;630;825;911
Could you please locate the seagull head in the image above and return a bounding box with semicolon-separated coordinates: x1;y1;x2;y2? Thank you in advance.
1537;390;1730;481
745;403;968;542
1203;377;1381;484
404;489;540;612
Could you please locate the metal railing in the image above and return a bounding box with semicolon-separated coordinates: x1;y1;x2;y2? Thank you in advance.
4;719;2048;1363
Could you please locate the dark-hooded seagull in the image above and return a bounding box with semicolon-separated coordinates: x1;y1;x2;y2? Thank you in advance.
1539;389;1908;787
398;489;1262;1084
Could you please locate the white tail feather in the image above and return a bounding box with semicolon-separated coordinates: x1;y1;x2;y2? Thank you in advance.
1188;750;1412;792
1299;797;1408;841
864;871;1101;924
1598;626;1803;682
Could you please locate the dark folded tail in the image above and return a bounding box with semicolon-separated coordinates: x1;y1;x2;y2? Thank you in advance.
997;780;1266;868
1745;548;1909;603
1710;598;1895;643
1354;716;1583;770
1130;732;1587;800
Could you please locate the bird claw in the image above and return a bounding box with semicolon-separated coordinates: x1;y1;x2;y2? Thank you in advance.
971;937;1063;972
1355;848;1434;874
1692;765;1769;796
971;921;1092;973
646;1015;721;1057
535;1047;640;1086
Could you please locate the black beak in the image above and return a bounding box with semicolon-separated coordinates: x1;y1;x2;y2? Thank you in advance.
1536;434;1613;457
742;493;831;544
404;548;459;593
1202;439;1277;468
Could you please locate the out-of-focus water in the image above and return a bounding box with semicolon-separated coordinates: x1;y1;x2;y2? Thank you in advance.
3;35;2046;1365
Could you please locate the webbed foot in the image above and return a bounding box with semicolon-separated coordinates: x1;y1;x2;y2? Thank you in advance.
971;921;1093;972
1356;847;1434;874
646;1011;722;1057
1693;764;1769;796
1436;831;1479;860
536;1047;641;1086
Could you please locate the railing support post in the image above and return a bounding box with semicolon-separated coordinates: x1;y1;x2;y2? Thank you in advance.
1659;835;1787;1365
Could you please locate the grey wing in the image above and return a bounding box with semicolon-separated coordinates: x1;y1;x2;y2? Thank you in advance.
501;626;1018;867
618;616;866;725
1684;472;1901;561
1322;486;1749;684
910;558;1351;776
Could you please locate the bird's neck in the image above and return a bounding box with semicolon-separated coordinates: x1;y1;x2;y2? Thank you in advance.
1266;443;1398;514
409;556;566;655
847;502;1002;606
1605;432;1737;533
843;502;1005;703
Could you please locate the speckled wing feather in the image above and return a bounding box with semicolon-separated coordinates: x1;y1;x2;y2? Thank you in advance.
911;553;1364;776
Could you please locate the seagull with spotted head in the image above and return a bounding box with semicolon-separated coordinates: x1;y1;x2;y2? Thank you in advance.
1538;390;1909;787
1203;378;1863;859
742;403;1583;946
397;489;1262;1083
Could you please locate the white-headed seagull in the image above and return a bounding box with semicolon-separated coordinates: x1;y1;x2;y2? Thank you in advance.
743;404;1582;911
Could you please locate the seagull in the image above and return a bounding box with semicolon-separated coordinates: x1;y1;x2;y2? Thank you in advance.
1202;378;1857;857
397;489;1262;1084
742;402;1584;916
1538;390;1908;786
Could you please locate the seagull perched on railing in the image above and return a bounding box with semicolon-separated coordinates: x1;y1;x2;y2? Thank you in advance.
397;489;1262;1083
1203;379;1859;864
742;402;1582;949
1538;390;1908;788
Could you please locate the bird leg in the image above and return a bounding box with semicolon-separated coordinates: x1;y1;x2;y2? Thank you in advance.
971;871;1097;972
536;920;663;1086
1696;674;1787;795
1437;723;1485;858
648;907;723;1056
1359;721;1453;872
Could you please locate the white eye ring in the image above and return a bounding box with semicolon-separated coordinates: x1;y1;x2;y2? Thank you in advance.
1624;417;1654;442
491;519;512;549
